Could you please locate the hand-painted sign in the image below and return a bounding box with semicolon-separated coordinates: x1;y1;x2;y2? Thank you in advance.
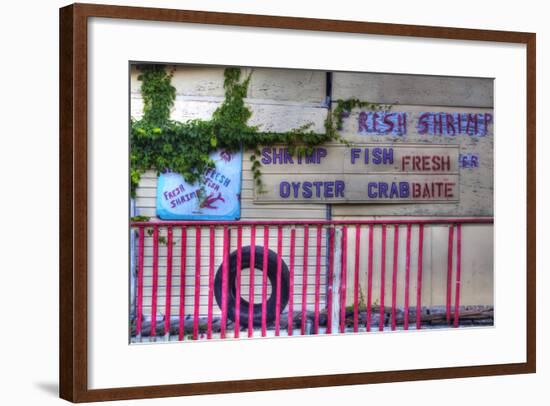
459;153;480;169
350;110;493;137
416;112;492;136
358;111;408;135
254;144;459;204
156;150;242;220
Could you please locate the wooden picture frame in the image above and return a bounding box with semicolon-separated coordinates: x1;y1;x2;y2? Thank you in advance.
59;3;536;402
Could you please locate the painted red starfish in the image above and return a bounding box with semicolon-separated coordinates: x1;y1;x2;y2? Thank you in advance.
200;192;225;209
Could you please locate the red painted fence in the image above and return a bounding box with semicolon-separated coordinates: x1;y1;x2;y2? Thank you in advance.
131;218;492;341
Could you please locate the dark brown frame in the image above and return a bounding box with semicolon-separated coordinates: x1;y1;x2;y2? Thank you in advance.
59;3;536;402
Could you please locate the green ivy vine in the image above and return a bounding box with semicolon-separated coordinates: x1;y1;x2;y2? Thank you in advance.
130;65;385;196
331;98;391;131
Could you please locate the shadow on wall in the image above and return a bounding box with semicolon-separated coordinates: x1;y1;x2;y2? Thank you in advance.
34;382;58;397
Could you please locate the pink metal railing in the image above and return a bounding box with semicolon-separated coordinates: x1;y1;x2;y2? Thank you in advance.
131;218;492;341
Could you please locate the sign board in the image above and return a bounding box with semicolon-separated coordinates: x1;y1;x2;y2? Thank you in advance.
355;111;492;137
156;150;242;220
254;144;459;204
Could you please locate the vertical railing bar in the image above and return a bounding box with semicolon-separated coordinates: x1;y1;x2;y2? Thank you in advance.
221;225;229;338
391;225;399;331
207;226;215;339
151;225;159;339
353;225;361;333
136;226;145;340
314;225;322;334
275;226;283;336
404;224;412;330
454;224;462;328
379;224;387;332
288;228;296;336
366;224;374;332
339;226;348;334
193;227;201;340
326;227;335;334
164;226;173;339
248;226;256;338
178;227;187;341
261;226;269;337
446;224;455;324
235;226;242;338
301;226;309;335
416;224;424;330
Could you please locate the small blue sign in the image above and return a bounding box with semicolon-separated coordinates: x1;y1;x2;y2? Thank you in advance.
156;150;242;220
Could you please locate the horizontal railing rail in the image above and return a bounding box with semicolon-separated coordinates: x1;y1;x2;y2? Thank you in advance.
131;218;493;227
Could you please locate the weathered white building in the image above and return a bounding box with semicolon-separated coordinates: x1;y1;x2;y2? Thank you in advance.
131;65;493;338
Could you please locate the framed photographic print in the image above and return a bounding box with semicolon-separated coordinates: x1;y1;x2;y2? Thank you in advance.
59;3;536;402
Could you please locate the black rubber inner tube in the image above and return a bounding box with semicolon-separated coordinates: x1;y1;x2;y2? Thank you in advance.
214;245;290;328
